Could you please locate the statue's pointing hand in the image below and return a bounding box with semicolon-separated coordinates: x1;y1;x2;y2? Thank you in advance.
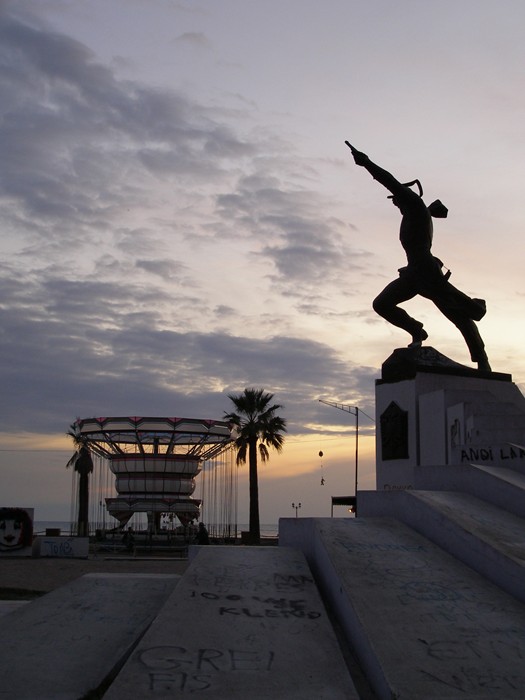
345;141;369;166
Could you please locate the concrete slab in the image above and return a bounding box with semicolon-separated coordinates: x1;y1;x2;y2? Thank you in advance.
473;463;525;489
0;573;179;700
105;546;358;699
0;599;30;618
358;489;525;604
280;517;525;699
414;463;525;518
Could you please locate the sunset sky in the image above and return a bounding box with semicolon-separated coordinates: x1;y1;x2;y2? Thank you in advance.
1;0;524;525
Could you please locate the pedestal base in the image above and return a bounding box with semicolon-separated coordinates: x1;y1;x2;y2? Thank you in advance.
375;347;525;490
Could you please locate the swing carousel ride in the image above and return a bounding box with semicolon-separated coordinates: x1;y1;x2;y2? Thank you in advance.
74;416;234;532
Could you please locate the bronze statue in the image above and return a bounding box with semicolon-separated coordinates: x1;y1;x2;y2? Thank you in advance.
346;142;491;372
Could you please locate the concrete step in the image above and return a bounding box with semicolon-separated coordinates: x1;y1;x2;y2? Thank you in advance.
472;463;525;513
0;600;30;618
280;517;525;700
414;463;525;518
358;489;525;604
104;546;358;699
0;573;179;700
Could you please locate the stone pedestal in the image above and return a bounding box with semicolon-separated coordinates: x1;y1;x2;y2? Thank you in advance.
375;347;525;490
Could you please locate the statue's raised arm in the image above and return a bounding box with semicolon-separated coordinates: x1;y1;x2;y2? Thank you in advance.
345;141;417;202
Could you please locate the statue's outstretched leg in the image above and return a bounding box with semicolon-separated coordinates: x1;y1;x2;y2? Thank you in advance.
453;318;491;371
373;278;427;347
432;298;491;371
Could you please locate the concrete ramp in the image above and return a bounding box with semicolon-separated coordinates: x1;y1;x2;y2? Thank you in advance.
358;488;525;604
0;573;179;700
280;517;525;699
105;546;358;699
414;463;525;517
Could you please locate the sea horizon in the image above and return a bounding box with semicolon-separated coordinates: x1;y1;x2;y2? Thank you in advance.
34;520;280;538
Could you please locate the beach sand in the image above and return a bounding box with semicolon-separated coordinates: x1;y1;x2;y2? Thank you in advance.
0;555;190;596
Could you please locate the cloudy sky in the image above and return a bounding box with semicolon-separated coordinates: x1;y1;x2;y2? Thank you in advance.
1;0;524;524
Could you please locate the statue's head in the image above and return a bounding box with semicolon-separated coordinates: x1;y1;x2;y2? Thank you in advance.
388;179;424;210
388;179;448;219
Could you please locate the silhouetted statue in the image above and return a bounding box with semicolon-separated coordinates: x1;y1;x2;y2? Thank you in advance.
346;142;491;372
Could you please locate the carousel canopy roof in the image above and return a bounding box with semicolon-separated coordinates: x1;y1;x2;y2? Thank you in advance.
75;416;233;460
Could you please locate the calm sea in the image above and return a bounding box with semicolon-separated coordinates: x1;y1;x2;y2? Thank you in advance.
34;521;279;538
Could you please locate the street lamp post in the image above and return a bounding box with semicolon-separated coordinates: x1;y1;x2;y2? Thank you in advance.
292;502;301;518
319;400;359;512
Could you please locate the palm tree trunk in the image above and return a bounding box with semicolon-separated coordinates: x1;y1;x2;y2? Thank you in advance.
248;437;260;545
77;473;89;537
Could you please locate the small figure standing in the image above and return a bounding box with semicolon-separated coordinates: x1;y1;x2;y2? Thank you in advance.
346;142;490;372
122;526;135;553
195;522;210;545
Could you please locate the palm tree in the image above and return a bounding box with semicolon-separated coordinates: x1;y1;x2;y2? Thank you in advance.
66;421;94;537
224;388;287;545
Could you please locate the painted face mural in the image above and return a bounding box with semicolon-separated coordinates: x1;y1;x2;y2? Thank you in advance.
0;508;33;551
